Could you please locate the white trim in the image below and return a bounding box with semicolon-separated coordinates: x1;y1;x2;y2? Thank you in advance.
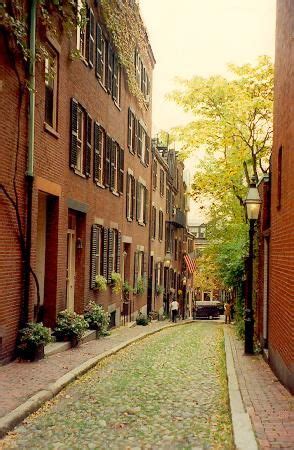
94;217;104;226
138;176;146;187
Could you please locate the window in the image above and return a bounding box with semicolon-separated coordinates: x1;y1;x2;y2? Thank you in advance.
277;146;283;209
110;141;124;193
76;0;86;59
128;108;136;154
134;250;144;289
141;128;150;166
136;182;148;225
45;48;58;129
107;228;121;282
96;24;107;85
134;48;151;102
174;239;178;260
151;206;156;239
90;224;103;288
70;98;91;177
160;169;165;196
126;173;136;220
77;3;94;66
153;160;157;190
159;210;163;241
112;54;121;105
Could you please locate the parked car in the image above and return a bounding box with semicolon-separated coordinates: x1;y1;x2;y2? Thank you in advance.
194;301;221;319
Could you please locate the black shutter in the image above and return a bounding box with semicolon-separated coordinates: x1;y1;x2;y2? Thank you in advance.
131;176;136;220
104;135;111;187
85;113;92;177
108;228;114;282
93;122;99;182
126;172;130;218
119;147;124;194
143;187;148;225
70;98;78;169
145;134;150;166
116;231;121;273
96;23;102;78
107;44;113;94
136;180;140;221
86;8;94;67
102;227;108;280
110;139;116;191
127;108;132;150
134;118;138;154
90;225;98;289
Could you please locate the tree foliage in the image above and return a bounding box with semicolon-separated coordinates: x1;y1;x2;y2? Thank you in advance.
169;57;273;288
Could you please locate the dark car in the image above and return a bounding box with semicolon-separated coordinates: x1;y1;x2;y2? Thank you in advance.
194;301;221;319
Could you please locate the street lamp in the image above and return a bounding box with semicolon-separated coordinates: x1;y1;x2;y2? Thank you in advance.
244;177;261;354
164;251;171;268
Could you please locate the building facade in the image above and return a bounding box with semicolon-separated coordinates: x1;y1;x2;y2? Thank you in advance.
0;1;155;362
256;0;294;393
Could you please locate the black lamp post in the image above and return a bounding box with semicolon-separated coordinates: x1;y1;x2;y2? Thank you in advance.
244;178;262;354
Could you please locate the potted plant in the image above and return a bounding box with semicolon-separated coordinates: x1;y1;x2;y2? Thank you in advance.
156;285;164;296
95;275;107;292
136;311;149;326
18;322;52;362
111;272;122;294
134;277;145;295
54;310;89;347
84;301;110;337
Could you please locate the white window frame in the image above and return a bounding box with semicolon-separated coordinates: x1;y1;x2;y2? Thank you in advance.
76;0;86;59
95;226;102;276
44;48;58;130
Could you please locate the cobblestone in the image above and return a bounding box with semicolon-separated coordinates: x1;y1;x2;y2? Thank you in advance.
2;322;233;449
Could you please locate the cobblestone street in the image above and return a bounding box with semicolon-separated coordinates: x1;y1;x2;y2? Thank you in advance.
2;322;233;449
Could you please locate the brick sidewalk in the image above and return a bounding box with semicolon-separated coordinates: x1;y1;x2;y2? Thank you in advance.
226;326;294;450
0;321;171;419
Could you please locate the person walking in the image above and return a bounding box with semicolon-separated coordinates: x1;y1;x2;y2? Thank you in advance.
224;301;231;324
170;298;179;323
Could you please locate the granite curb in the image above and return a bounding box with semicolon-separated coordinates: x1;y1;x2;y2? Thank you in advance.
0;320;193;439
224;328;258;450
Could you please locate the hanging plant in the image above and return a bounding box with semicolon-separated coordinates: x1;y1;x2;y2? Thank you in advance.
95;274;107;292
100;0;151;106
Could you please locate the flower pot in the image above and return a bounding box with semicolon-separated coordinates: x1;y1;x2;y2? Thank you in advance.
19;343;45;362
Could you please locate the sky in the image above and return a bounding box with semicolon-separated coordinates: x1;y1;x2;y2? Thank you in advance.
139;0;277;223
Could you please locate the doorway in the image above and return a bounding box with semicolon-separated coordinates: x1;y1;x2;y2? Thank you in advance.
66;216;76;311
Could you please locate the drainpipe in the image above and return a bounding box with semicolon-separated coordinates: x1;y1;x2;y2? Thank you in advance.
22;0;37;327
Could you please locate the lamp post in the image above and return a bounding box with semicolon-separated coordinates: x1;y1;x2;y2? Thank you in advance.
244;178;261;354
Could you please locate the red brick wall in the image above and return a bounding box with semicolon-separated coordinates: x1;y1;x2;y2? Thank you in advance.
268;0;294;392
0;32;28;362
0;1;154;361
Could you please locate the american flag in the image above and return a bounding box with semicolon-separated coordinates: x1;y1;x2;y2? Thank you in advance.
184;254;196;274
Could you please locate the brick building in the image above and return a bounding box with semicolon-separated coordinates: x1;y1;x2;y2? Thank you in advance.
256;0;294;393
0;1;155;362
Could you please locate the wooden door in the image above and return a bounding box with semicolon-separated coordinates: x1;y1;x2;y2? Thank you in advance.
66;229;76;311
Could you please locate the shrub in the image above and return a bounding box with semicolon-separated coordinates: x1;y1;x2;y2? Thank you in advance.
84;301;110;335
111;272;122;294
54;310;88;342
95;275;107;292
19;322;52;347
136;312;149;326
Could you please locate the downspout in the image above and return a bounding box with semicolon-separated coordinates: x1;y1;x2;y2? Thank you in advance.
22;0;37;327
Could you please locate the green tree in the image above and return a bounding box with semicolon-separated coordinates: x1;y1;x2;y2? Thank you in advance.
168;56;273;288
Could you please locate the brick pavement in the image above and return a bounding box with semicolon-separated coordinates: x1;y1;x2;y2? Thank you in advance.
226;326;294;450
0;321;170;419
